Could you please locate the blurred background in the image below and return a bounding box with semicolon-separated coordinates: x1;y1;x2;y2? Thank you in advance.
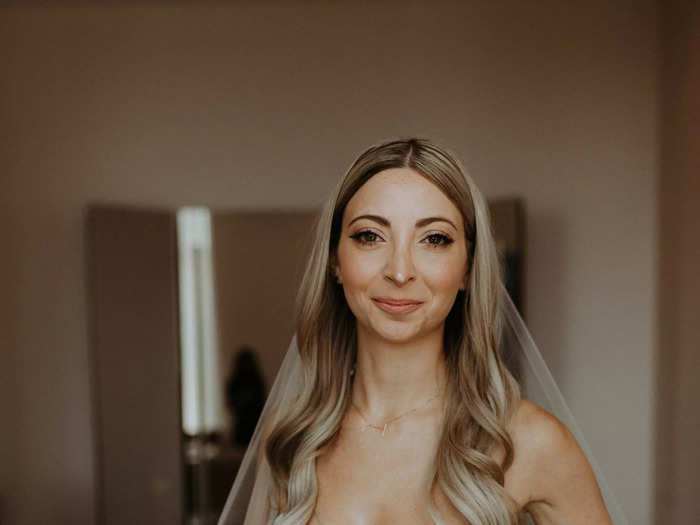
0;1;697;524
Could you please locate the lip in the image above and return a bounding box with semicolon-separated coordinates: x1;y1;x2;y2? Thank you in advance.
372;297;424;314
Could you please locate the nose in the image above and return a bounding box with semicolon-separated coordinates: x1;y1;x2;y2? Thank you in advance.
383;243;416;286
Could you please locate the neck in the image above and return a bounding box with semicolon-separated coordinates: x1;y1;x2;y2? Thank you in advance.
351;323;447;421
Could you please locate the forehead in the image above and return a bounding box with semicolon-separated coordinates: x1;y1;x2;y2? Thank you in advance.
343;168;463;227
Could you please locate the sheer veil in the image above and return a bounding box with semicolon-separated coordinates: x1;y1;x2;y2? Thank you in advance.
218;284;628;525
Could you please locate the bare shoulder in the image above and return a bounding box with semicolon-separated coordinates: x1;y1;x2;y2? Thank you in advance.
509;399;577;461
507;399;613;524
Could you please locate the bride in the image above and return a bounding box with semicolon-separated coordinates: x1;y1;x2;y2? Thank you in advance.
220;138;617;524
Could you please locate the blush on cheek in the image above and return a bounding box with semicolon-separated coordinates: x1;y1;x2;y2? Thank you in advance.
424;266;465;292
341;255;384;288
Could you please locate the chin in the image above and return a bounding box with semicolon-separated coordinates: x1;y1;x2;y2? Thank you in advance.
369;320;424;344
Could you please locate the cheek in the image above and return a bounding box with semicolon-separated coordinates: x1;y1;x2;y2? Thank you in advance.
419;254;467;293
337;242;383;288
342;262;381;313
338;257;379;320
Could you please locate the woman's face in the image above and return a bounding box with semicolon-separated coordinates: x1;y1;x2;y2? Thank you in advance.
334;167;469;344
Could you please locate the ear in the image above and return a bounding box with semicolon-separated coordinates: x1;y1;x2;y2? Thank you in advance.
459;269;469;291
329;253;342;283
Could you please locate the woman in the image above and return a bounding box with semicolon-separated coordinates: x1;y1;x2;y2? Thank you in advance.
220;138;620;524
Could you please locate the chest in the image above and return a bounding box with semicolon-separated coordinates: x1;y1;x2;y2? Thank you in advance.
314;421;460;525
312;426;532;525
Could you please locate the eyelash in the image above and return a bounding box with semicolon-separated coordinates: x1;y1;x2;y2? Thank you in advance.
350;229;454;247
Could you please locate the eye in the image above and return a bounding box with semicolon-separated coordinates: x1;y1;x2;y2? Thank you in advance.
350;229;383;245
423;232;454;247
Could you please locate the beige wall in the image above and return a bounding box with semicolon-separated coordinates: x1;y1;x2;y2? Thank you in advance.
1;2;657;523
656;1;700;523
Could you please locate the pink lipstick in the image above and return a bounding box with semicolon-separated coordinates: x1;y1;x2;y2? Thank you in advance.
372;297;423;314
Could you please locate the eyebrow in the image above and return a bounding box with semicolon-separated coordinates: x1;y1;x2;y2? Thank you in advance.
347;214;459;231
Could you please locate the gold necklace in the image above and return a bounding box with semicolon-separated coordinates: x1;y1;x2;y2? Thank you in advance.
350;393;439;436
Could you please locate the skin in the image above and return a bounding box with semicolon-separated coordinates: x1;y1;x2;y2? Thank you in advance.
313;168;612;524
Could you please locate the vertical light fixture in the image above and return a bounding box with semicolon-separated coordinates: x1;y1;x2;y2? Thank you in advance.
176;207;222;435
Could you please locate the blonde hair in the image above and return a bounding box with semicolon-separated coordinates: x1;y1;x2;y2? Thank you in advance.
266;138;521;524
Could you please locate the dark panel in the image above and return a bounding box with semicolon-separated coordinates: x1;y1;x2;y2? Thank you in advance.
87;206;183;525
